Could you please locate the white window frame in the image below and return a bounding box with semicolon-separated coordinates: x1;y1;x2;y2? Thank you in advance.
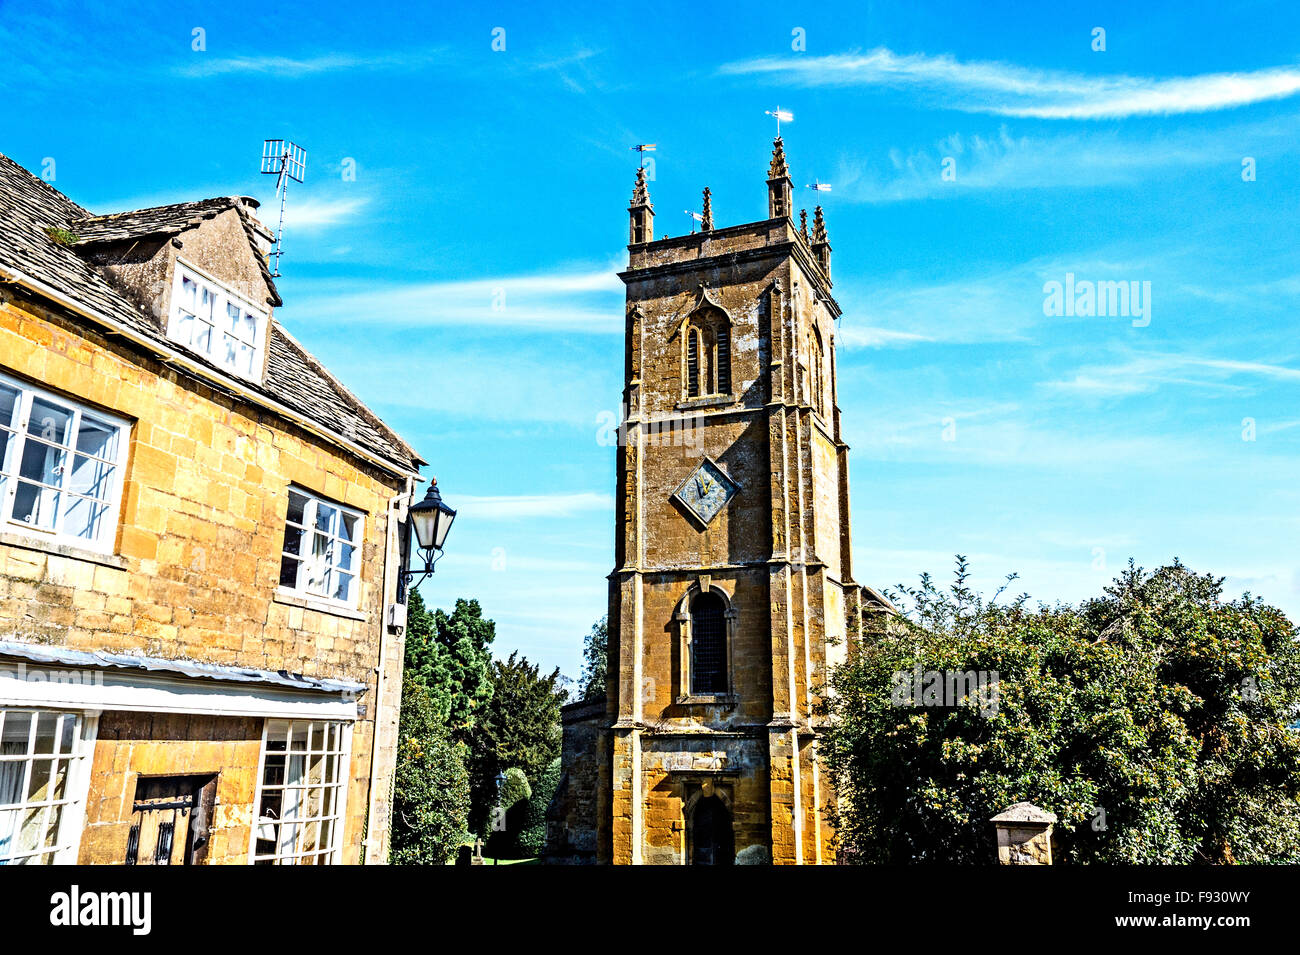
0;370;129;554
277;487;365;610
0;707;99;865
248;718;352;865
167;259;269;382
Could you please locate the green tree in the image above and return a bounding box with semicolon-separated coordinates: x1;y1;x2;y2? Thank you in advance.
514;756;563;858
825;557;1300;864
403;590;495;740
390;674;471;865
581;616;609;701
466;651;567;835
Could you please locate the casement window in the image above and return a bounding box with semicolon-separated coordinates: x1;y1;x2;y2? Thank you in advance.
0;708;97;865
168;261;268;381
250;719;350;865
0;372;128;552
278;488;363;607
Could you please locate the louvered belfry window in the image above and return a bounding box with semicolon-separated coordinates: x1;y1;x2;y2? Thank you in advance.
687;329;701;398
690;592;727;694
685;314;732;400
716;323;731;394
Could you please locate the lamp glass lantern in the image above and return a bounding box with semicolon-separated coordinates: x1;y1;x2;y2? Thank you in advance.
403;479;456;588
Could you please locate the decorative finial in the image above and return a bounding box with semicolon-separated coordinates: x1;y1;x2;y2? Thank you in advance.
701;187;713;232
799;209;809;242
812;205;827;244
631;165;651;207
768;137;790;180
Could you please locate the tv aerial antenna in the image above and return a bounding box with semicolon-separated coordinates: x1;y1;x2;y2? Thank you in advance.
259;139;306;278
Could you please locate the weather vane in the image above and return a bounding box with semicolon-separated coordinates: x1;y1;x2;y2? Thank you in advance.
630;143;656;169
684;209;704;233
806;179;832;193
259;139;306;278
765;107;793;136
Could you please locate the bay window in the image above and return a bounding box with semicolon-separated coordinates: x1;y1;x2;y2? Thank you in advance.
250;719;350;865
0;708;97;865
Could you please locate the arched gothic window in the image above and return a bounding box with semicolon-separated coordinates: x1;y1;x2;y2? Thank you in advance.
683;309;732;399
690;591;727;694
810;325;825;415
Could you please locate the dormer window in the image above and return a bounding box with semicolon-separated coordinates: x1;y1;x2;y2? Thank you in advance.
168;261;268;380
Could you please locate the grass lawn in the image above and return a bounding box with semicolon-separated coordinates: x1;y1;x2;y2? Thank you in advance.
481;856;539;866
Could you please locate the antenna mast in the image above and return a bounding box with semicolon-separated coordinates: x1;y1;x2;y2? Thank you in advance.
259;139;306;278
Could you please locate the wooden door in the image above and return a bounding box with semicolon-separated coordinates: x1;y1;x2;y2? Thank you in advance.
125;774;218;865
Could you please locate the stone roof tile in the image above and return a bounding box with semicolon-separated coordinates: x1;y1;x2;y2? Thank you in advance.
0;152;420;473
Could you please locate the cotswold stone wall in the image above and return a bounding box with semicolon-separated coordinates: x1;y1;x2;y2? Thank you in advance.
78;712;264;865
545;698;606;863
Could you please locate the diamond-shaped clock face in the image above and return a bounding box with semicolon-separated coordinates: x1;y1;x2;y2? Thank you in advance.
673;458;739;527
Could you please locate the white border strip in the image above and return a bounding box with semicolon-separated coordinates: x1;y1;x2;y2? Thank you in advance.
0;663;359;721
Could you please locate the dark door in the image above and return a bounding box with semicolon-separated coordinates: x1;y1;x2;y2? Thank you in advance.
691;795;734;865
125;774;218;865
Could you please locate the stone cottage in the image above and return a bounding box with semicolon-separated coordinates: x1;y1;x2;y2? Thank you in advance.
0;152;425;864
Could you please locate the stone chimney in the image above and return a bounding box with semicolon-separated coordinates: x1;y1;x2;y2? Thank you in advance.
629;166;654;245
767;137;792;220
237;196;275;258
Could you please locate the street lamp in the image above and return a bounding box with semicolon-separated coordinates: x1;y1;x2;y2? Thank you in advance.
401;478;457;590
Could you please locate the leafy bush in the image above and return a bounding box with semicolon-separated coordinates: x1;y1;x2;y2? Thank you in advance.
735;845;771;865
500;766;531;809
465;652;566;834
825;558;1300;864
390;675;471;865
514;757;563;857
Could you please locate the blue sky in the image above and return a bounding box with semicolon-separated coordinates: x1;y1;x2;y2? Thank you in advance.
5;0;1300;683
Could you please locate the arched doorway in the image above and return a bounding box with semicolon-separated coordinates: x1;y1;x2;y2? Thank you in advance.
690;795;735;865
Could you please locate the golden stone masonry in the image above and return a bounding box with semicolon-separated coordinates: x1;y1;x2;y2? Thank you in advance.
546;139;893;865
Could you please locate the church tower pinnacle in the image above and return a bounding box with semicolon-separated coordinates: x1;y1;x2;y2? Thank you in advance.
629;165;654;245
811;204;831;282
767;136;793;220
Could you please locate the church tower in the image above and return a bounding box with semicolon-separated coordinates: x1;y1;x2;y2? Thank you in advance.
548;138;882;865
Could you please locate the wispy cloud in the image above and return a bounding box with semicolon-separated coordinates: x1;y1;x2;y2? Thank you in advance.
720;48;1300;119
291;266;625;331
836;326;935;348
176;48;447;79
263;196;370;230
839;254;1132;348
833;119;1298;201
1040;354;1300;397
455;492;613;520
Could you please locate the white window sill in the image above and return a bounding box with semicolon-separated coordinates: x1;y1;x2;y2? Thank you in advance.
0;529;126;569
273;588;367;622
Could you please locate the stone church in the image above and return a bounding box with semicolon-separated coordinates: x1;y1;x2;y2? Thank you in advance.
546;137;892;864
